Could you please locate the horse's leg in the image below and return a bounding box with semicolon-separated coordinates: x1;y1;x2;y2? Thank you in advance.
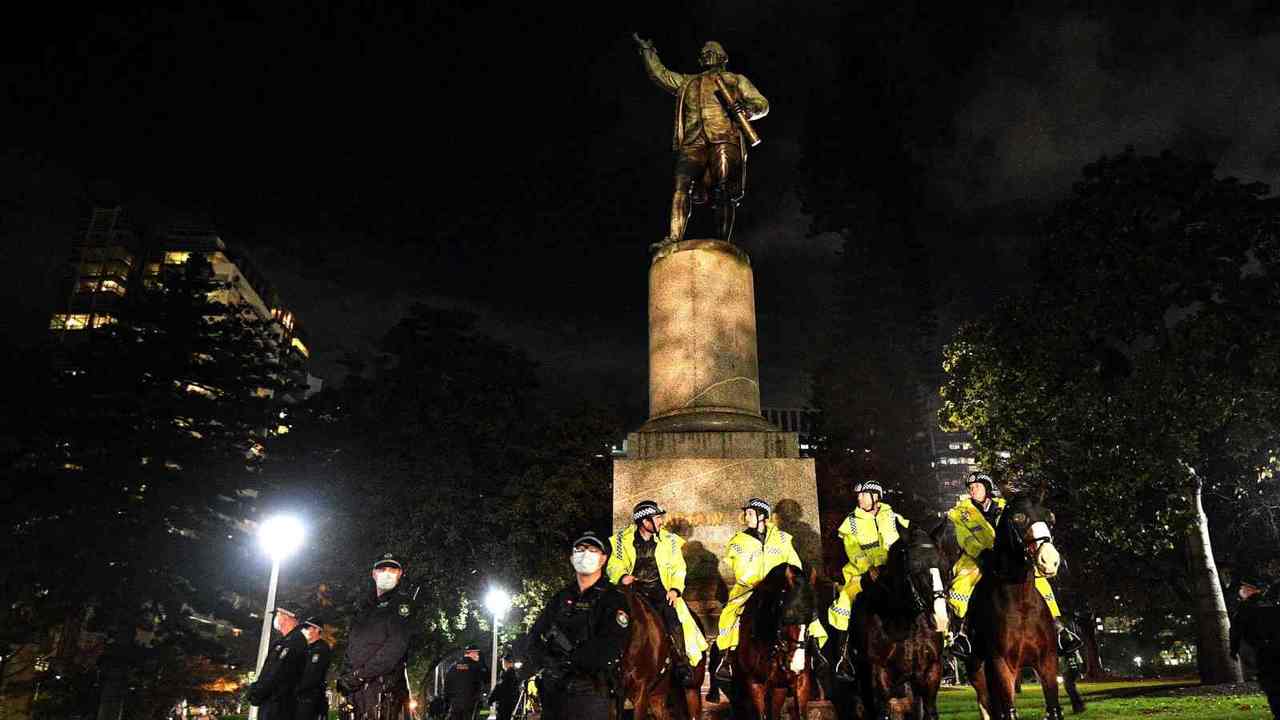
971;658;993;720
793;671;812;720
871;664;894;720
986;655;1018;720
767;685;787;720
1036;649;1063;720
747;679;769;720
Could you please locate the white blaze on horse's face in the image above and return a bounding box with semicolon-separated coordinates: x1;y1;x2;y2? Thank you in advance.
1031;521;1060;577
790;624;807;672
929;567;948;634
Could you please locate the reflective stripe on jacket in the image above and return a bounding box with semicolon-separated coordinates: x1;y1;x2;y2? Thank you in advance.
836;502;905;578
606;525;688;594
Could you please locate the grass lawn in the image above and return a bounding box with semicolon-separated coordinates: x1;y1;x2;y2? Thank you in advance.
934;680;1271;719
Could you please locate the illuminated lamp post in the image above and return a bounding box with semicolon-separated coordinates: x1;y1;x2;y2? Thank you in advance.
484;588;513;689
248;515;304;720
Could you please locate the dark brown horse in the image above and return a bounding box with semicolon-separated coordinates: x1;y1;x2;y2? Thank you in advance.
620;588;707;720
731;563;817;720
847;524;949;720
967;495;1067;720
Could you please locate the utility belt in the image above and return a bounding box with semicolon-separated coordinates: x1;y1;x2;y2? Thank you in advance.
541;624;617;696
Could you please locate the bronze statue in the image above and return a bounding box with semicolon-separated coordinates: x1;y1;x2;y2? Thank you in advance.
633;34;769;248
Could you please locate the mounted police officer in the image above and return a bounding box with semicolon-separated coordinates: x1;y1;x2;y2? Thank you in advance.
528;531;631;720
247;602;308;720
946;472;1080;659
295;614;332;720
828;480;909;681
337;552;418;720
1231;574;1280;717
443;644;485;720
607;500;709;686
713;497;827;682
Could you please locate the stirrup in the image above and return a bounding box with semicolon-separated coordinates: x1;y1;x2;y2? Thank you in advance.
1057;627;1082;653
714;650;734;681
834;636;856;682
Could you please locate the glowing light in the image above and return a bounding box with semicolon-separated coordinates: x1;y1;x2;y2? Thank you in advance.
485;588;512;618
258;515;304;560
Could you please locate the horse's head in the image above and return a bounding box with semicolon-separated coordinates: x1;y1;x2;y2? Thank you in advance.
891;525;949;634
750;564;814;673
998;495;1060;578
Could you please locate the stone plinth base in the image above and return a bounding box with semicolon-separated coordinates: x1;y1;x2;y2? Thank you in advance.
612;435;819;635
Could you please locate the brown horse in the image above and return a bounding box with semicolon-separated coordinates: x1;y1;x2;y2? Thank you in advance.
620;588;707;720
967;495;1066;720
731;563;817;720
846;524;949;720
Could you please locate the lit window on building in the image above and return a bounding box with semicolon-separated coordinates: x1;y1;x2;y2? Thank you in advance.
100;279;127;296
93;314;118;328
948;442;962;450
164;251;192;265
50;314;91;330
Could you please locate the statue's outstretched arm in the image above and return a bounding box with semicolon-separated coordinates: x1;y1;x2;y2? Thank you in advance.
633;33;687;95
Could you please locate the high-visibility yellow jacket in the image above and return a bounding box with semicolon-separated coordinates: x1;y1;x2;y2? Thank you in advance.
836;502;906;579
725;525;802;601
948;496;1006;559
606;525;687;594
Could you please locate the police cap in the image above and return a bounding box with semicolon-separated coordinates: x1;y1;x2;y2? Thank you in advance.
372;552;403;570
571;531;609;554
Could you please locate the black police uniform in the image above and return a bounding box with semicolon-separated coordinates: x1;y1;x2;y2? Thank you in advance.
528;575;631;720
1231;591;1280;717
248;624;309;720
443;654;485;720
487;666;520;720
295;637;333;720
631;534;688;668
339;583;418;720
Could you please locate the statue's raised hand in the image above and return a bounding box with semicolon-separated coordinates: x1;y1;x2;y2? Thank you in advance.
632;32;655;51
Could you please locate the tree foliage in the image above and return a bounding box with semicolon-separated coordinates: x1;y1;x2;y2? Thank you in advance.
1;254;305;716
940;150;1280;678
266;305;619;681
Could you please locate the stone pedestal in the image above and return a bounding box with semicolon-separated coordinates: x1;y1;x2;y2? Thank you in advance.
613;239;821;637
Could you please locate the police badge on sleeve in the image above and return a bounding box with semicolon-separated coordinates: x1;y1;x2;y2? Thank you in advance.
616;609;629;628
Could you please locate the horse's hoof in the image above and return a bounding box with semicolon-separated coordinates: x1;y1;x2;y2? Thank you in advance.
1072;704;1086;715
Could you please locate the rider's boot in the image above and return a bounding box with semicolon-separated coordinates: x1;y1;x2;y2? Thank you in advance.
949;616;973;660
834;630;858;683
714;647;735;682
705;645;723;703
1053;618;1082;653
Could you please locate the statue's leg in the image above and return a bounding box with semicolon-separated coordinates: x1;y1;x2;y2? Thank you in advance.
710;143;743;242
667;146;705;244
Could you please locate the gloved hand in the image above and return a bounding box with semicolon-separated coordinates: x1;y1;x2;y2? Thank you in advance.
336;673;363;694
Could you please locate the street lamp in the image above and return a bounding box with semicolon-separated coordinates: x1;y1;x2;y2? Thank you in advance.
484;588;512;689
248;515;304;720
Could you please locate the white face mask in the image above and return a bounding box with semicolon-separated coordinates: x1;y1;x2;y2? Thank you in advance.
571;550;603;574
374;571;400;592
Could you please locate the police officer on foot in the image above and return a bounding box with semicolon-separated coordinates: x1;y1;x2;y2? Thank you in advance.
444;644;485;720
486;655;520;720
338;552;418;719
528;531;631;720
295;614;332;720
606;500;709;687
1231;574;1280;718
247;602;308;720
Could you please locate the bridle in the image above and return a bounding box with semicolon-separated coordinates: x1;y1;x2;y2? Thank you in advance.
902;542;947;615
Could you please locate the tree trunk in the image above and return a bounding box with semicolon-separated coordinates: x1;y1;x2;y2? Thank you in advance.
1185;475;1243;684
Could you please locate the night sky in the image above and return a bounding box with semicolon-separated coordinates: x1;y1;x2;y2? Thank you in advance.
6;2;1280;420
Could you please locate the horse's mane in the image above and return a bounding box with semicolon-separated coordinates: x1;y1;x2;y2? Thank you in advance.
985;494;1044;579
863;524;944;617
